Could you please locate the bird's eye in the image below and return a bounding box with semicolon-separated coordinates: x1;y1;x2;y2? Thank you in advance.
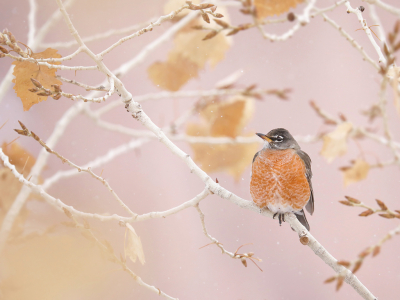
275;136;284;142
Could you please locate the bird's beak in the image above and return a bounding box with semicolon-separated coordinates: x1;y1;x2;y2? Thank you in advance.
256;133;272;142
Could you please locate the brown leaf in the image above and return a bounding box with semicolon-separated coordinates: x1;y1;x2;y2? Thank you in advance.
254;0;305;19
125;223;145;265
342;158;370;186
324;276;336;284
186;96;258;179
148;54;199;91
379;213;395;219
201;13;210;23
337;260;350;267
372;246;380;257
336;276;344;291
345;196;361;204
352;260;362;273
375;199;387;211
12;48;62;111
359;209;374;217
214;19;229;28
202;30;218;41
320;122;353;163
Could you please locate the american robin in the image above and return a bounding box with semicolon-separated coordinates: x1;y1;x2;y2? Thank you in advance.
250;128;314;230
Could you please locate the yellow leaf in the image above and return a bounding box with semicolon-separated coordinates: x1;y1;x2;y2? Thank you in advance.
320;122;353;163
148;54;199;91
125;223;145;265
0;143;36;238
2;231;110;299
173;29;231;69
148;12;231;91
343;158;370;186
254;0;305;19
12;48;62;111
2;142;36;174
187;96;258;179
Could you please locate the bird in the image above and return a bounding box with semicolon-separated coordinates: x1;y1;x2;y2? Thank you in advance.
250;128;314;231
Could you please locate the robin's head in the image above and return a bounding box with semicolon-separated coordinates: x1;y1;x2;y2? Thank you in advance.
256;128;300;150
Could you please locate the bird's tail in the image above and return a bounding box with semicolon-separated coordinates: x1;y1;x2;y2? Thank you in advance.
295;209;310;231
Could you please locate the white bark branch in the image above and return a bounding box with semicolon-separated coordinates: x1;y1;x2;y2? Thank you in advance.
362;0;400;17
345;1;386;64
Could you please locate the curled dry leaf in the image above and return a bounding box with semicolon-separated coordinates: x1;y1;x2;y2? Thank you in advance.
342;158;370;187
12;48;62;111
345;196;361;204
339;200;353;206
352;260;362;273
254;0;305;19
336;276;344;291
125;223;145;265
320;122;353;163
359;209;374;217
324;276;336;284
375;199;387;211
379;213;395;219
372;246;380;257
186;96;258;180
337;260;350;267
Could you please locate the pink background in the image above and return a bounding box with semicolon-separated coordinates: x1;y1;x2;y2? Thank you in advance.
0;0;399;299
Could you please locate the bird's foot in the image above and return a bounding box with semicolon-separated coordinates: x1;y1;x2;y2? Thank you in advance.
278;213;286;226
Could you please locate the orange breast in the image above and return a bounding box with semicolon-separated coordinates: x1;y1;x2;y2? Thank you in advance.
250;148;310;212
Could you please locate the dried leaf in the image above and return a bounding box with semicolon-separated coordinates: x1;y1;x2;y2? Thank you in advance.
148;54;199;91
342;158;370;186
0;143;37;239
375;199;387;211
324;276;336;284
336;276;344;291
148;16;231;91
359;209;374;217
173;27;231;68
352;260;362;273
320;122;353;163
379;213;395;219
337;260;350;267
339;200;353;206
372;246;380;257
2;142;36;174
187;96;258;179
12;48;62;111
345;196;361;204
254;0;305;19
214;19;229;28
202;30;218;41
125;223;145;265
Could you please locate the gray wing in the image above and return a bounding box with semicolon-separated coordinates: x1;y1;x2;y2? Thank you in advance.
295;209;310;231
296;150;314;215
250;151;260;179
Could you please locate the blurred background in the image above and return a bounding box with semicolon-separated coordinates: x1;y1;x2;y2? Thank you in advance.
0;0;399;299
